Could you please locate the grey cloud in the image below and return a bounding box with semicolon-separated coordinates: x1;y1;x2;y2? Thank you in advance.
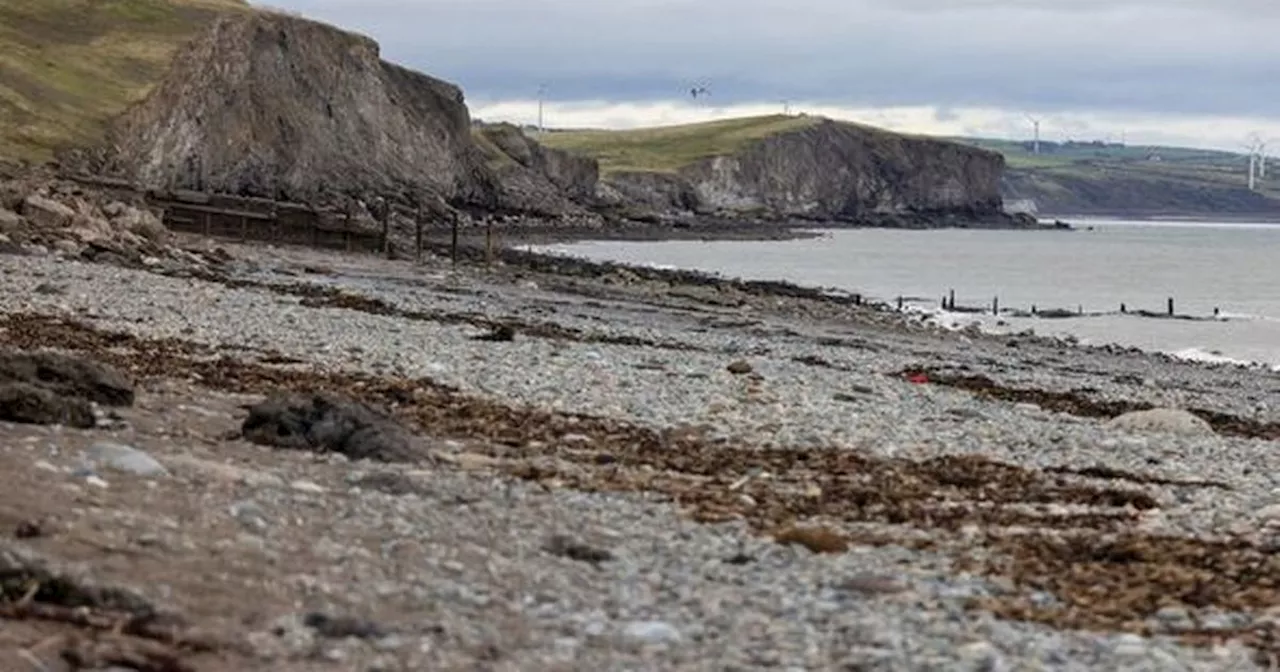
261;0;1280;118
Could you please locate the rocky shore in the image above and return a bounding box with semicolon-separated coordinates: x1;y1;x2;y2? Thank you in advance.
1;226;1279;670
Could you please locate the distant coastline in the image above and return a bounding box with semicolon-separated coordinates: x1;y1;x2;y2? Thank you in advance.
1046;211;1280;225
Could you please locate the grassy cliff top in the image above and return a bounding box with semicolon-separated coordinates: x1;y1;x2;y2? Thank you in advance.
539;114;833;174
0;0;250;162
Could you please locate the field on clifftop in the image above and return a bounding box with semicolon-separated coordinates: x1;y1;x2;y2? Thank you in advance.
0;0;248;162
539;115;831;174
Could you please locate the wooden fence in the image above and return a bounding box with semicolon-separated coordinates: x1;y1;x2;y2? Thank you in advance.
67;175;401;256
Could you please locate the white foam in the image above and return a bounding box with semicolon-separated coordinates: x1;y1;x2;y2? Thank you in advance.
1215;311;1280;323
1166;347;1256;367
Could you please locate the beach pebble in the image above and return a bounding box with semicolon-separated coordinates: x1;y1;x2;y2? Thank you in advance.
1105;408;1213;436
619;620;682;646
84;441;168;477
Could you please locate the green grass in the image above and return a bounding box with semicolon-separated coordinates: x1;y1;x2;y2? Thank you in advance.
0;0;248;162
539;114;826;174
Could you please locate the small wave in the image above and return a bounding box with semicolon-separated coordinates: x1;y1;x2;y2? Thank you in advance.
1215;311;1280;323
1166;347;1256;367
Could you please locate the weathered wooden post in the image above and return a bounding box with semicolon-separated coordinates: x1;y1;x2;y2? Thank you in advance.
1167;297;1174;316
853;294;861;306
380;202;390;259
1032;304;1037;315
484;218;494;269
948;289;956;311
344;202;355;252
414;205;423;263
1121;303;1127;314
451;216;460;267
992;296;999;315
896;295;904;311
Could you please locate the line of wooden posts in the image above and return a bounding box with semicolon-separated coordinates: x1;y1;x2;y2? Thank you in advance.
367;202;496;268
889;289;1219;319
155;191;500;269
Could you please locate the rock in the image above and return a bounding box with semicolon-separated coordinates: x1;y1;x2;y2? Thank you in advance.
0;207;23;232
52;238;83;257
0;382;96;427
773;524;848;554
0;350;135;407
1256;504;1280;522
726;360;753;375
303;612;389;640
543;534;614;564
21;194;76;229
290;479;326;494
956;641;1006;672
471;324;515;342
619;620;681;646
229;500;268;532
240;392;423;462
85;441;168;478
1106;408;1213;436
348;471;423;496
835;572;909;595
102;201;128;218
1111;632;1150;658
116;207;168;242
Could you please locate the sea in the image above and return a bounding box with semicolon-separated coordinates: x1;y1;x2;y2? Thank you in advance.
527;218;1280;370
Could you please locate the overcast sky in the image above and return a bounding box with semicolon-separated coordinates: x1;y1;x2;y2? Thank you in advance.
261;0;1280;152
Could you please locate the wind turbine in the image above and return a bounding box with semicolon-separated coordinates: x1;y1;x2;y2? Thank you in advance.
1024;114;1041;155
536;83;549;136
1244;134;1266;191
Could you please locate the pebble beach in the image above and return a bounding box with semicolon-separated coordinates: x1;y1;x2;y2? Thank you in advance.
3;237;1280;671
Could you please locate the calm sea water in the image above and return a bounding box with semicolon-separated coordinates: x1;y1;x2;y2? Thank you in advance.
529;218;1280;369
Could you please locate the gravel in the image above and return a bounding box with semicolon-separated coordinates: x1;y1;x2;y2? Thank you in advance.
1;246;1278;669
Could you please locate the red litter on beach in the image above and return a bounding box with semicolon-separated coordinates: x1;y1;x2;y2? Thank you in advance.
907;373;929;384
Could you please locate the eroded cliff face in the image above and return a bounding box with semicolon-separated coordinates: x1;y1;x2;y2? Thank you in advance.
605;119;1006;222
472;123;598;215
93;12;590;216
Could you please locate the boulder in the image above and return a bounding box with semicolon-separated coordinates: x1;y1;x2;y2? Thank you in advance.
0;208;23;233
0;350;136;407
0;382;96;428
21;194;76;229
241;392;423;462
1105;408;1214;436
114;206;169;242
102;201;128;218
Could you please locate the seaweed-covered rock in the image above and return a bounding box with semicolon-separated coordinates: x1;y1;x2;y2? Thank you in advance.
241;393;423;462
0;382;96;428
0;350;135;407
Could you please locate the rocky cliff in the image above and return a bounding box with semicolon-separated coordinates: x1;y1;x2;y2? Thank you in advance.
686;119;1004;220
89;11;589;217
471;123;599;215
548;117;1012;225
